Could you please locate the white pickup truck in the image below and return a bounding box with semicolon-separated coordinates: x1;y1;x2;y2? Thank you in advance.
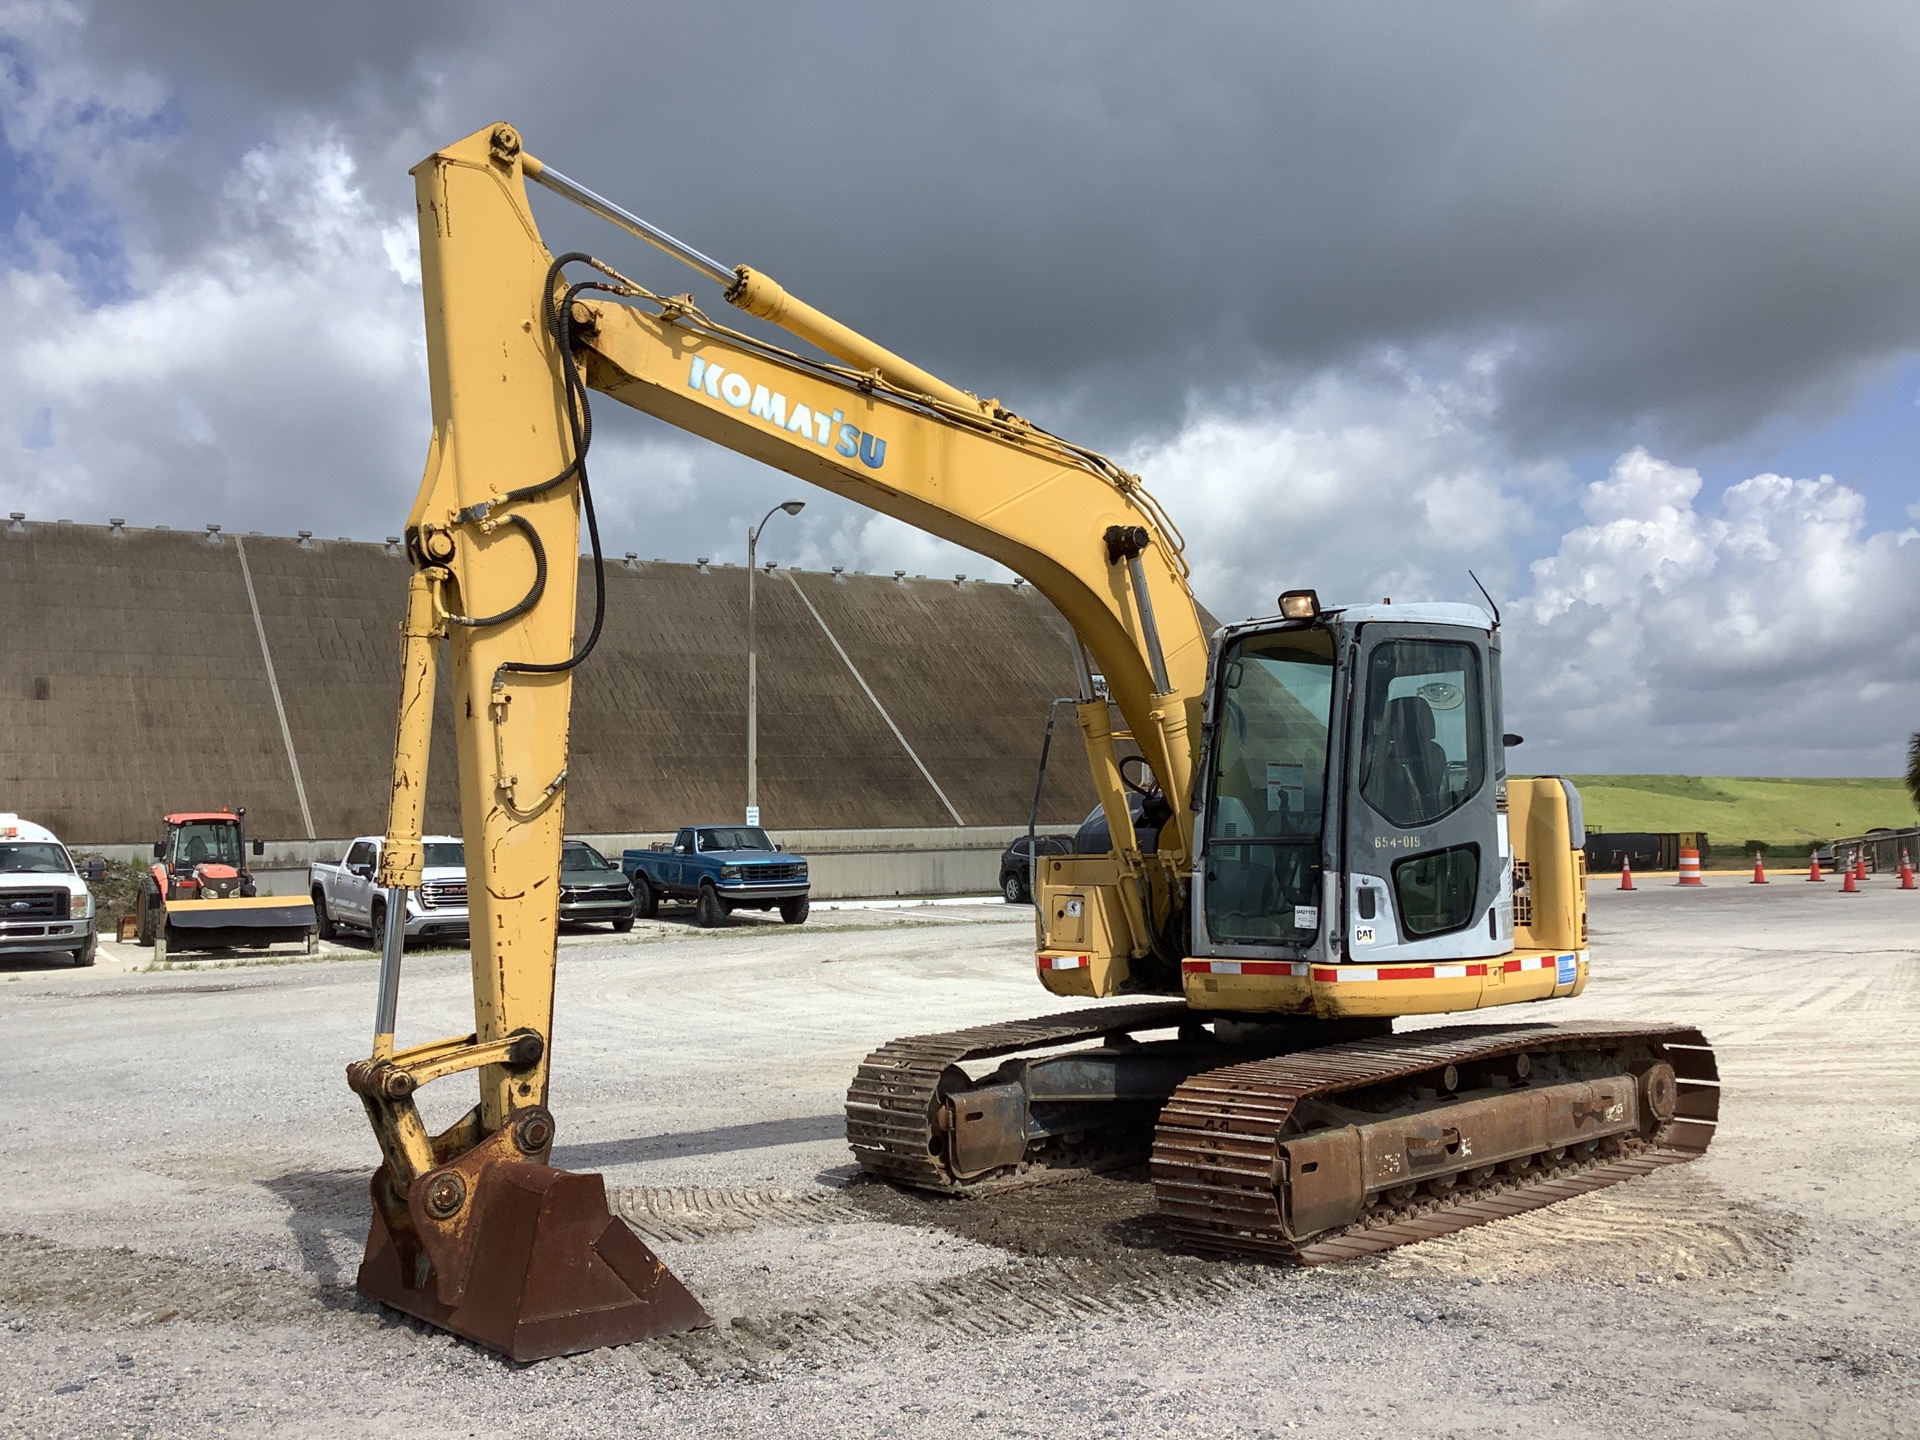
0;814;100;966
309;835;469;944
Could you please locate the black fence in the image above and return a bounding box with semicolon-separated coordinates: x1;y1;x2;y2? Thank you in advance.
1582;831;1712;873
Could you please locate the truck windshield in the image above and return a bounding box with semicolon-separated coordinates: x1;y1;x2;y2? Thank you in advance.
175;823;243;868
423;842;466;868
1204;628;1334;945
695;827;773;853
0;843;73;874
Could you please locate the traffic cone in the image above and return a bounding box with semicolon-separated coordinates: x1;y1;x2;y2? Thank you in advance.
1619;858;1636;891
1807;847;1823;882
1900;849;1916;891
1841;866;1859;895
1750;850;1768;884
1854;851;1868;883
1677;847;1704;886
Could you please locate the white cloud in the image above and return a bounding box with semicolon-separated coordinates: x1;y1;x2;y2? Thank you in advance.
1125;350;1569;625
1508;448;1920;775
0;123;424;535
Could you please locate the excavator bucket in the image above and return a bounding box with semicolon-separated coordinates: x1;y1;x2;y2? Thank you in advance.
356;1145;709;1361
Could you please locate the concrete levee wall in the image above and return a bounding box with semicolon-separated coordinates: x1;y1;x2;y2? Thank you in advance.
1;520;1102;850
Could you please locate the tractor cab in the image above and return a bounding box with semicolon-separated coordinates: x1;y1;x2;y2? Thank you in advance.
154;810;262;902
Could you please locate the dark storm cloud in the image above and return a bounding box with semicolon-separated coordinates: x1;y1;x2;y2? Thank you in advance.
60;0;1920;452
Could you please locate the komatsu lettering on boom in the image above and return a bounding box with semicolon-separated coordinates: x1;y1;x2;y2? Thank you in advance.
689;356;887;468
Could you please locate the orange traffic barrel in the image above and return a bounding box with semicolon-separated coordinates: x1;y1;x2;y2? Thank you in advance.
1677;847;1704;886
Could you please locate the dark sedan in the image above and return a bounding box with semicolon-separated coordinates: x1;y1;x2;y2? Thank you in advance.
560;840;637;931
997;833;1075;904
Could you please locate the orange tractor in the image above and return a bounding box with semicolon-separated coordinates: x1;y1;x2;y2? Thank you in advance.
134;809;315;952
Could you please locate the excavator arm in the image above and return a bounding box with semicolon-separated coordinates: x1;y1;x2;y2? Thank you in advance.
347;123;1209;1357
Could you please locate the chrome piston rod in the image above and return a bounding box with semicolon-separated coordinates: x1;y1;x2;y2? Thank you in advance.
373;885;408;1043
522;155;735;288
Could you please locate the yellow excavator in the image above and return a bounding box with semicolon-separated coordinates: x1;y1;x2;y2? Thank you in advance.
346;124;1718;1360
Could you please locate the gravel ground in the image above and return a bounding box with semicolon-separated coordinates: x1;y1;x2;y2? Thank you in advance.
1;882;1915;1438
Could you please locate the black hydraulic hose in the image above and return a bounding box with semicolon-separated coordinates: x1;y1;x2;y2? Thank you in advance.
441;513;546;629
467;253;612;679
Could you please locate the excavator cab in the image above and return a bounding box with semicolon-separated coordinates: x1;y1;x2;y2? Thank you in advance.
1193;600;1511;975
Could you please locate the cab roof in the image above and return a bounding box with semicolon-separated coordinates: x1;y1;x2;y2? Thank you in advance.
166;812;244;825
0;814;64;844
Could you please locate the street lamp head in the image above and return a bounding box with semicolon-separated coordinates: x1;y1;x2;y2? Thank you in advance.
780;500;805;516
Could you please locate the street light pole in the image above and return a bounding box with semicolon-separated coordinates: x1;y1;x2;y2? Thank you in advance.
746;499;805;825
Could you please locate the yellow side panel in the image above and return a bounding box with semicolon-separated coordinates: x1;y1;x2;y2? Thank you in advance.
1509;777;1585;954
1035;854;1131;998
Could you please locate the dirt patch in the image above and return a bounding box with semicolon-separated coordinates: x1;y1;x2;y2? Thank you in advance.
1373;1169;1803;1284
0;1232;362;1330
841;1167;1181;1261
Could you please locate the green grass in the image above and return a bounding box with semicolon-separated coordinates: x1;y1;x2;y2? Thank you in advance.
1557;775;1917;862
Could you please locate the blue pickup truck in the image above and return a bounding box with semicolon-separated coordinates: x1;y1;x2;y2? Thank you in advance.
623;825;810;928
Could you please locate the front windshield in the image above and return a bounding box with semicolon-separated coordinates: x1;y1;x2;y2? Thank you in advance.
1204;629;1334;945
422;841;466;869
175;822;242;868
695;827;773;853
0;843;73;875
562;841;610;870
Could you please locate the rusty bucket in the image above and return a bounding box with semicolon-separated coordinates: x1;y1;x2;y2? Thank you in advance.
356;1138;709;1361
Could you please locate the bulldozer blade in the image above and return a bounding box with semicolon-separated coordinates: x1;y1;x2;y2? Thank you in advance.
357;1159;709;1360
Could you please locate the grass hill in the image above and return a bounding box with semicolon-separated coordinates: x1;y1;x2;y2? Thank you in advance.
1557;775;1917;863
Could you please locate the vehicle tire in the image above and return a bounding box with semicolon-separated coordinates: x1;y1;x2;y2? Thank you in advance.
1002;871;1027;905
313;888;337;941
694;884;727;929
369;898;392;950
632;875;657;919
778;896;810;925
71;932;97;967
135;889;158;947
611;913;635;933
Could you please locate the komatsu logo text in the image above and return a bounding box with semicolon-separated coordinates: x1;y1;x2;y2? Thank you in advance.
687;357;888;470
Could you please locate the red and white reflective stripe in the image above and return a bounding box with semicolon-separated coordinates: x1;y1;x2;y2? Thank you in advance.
1038;953;1091;970
1175;952;1582;990
1180;959;1309;977
1311;953;1583;982
1181;953;1584;983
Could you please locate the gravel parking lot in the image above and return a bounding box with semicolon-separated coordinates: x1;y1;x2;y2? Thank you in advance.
2;882;1915;1438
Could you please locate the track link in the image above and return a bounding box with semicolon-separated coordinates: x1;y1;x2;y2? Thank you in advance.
845;1002;1191;1192
1151;1020;1719;1262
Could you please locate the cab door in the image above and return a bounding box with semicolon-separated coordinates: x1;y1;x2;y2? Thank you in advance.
1341;623;1506;965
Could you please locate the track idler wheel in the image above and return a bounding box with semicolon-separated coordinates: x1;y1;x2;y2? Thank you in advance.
355;1109;709;1360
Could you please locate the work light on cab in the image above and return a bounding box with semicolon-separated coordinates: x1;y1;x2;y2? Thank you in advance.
1278;589;1320;620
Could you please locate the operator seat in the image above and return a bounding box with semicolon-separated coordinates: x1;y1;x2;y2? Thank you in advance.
1382;696;1449;824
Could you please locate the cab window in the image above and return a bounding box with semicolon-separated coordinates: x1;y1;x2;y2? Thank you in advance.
1203;629;1334;944
176;823;242;868
1358;640;1485;829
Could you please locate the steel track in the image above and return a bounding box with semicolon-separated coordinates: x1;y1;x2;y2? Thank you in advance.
844;1001;1192;1192
847;1010;1718;1262
1150;1020;1719;1262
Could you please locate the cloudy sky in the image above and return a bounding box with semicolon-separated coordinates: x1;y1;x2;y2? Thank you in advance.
2;1;1916;778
